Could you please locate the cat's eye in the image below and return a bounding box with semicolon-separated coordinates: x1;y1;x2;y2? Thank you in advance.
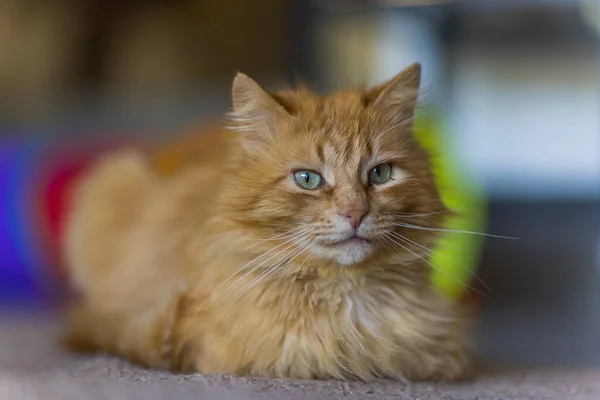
368;163;393;184
293;170;323;190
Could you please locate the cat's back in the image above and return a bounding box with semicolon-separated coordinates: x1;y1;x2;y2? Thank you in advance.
64;151;158;300
65;127;232;304
150;125;236;177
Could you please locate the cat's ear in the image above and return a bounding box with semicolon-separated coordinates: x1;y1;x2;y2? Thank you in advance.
230;72;290;151
364;63;421;123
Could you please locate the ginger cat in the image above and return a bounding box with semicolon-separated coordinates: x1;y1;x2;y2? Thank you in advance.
64;63;469;381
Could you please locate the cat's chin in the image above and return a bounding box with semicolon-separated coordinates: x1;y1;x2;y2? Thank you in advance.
314;239;374;266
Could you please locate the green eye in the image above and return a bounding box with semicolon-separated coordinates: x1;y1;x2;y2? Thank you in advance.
368;162;393;184
293;170;323;190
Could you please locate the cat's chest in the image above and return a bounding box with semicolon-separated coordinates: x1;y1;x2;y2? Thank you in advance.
195;272;434;379
338;288;401;337
275;279;405;373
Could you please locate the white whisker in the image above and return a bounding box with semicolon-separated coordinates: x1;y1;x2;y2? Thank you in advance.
374;112;429;142
385;232;490;299
298;246;316;271
393;222;517;240
377;235;397;253
182;230;312;334
231;237;316;306
242;226;312;251
213;232;312;303
392;210;451;218
391;232;491;293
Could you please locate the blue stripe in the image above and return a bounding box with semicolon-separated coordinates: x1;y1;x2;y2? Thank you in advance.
0;140;40;302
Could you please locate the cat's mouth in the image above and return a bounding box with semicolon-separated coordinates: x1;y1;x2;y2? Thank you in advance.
323;234;371;247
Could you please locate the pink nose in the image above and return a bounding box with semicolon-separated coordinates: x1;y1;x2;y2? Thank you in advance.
338;209;367;230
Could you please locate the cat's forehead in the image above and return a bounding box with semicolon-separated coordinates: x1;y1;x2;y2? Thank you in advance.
279;89;402;173
302;108;379;178
318;137;369;182
278;88;367;119
293;92;380;137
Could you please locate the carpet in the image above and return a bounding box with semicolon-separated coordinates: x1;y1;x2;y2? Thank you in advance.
1;313;599;400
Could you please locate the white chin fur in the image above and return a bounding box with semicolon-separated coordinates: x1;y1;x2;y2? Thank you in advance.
314;242;373;266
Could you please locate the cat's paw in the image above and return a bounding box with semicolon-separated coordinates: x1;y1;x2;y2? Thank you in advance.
404;348;472;382
62;303;100;353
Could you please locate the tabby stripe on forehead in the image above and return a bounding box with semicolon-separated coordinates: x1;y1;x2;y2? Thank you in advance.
342;134;354;161
316;144;325;165
365;139;373;159
354;134;366;159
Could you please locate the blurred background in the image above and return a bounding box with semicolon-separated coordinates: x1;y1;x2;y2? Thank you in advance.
1;0;599;369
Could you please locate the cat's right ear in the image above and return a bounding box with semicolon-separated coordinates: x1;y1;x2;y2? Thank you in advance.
229;73;290;152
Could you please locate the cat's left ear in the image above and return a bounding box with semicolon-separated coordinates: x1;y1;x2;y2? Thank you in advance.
364;63;421;123
230;72;290;151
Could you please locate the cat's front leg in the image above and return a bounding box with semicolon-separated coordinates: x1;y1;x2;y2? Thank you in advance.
390;307;471;381
401;340;471;382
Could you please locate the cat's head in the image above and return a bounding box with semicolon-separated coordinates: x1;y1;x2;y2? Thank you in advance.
224;63;447;268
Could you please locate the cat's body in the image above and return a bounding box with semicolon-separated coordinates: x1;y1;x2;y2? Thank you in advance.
64;64;469;381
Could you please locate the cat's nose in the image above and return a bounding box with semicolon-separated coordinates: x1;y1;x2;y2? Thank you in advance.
338;208;368;230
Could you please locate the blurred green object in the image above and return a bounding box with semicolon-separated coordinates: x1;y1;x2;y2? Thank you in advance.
413;110;487;301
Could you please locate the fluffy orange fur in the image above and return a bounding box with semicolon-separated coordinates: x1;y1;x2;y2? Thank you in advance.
63;63;470;381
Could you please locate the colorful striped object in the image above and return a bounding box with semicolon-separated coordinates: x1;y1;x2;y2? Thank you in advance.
0;138;123;304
